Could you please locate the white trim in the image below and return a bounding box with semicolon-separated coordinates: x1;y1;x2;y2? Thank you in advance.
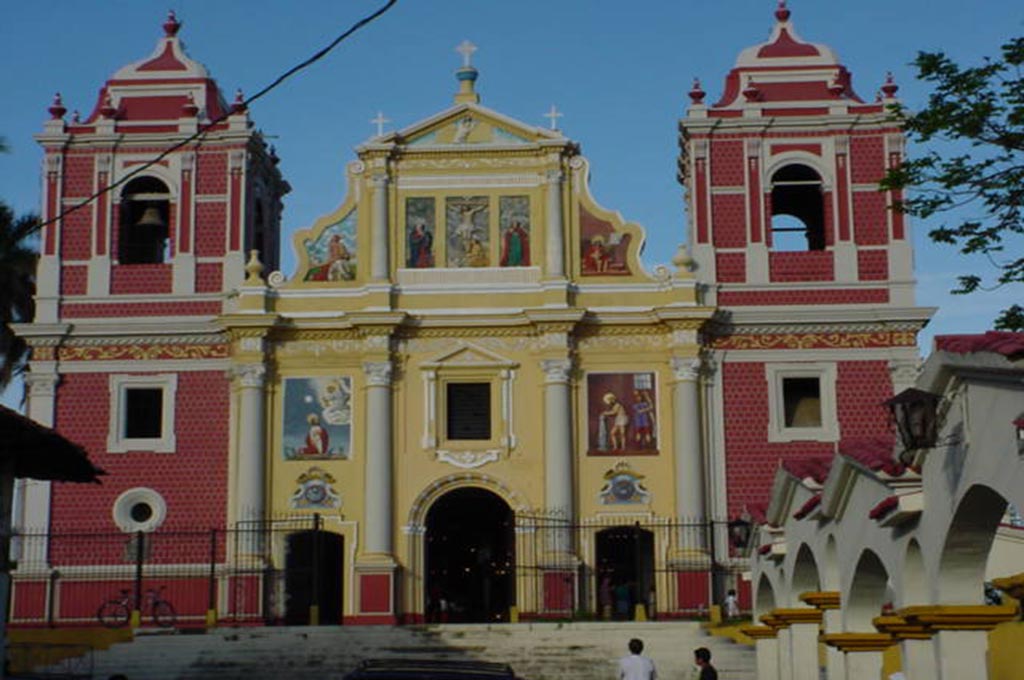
112;487;168;533
765;363;839;443
107;373;178;453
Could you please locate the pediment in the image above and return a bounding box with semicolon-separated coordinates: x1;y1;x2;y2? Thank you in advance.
376;103;561;150
421;341;518;369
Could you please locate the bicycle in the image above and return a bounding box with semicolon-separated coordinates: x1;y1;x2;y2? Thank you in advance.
96;586;177;628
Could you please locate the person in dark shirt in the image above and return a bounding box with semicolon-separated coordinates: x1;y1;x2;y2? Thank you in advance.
694;647;717;680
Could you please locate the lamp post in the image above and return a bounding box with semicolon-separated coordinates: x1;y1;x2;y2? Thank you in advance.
886;388;941;467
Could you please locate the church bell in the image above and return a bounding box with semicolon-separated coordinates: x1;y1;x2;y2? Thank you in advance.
135;204;167;229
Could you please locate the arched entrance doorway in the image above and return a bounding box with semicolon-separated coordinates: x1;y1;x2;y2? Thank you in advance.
283;530;344;625
596;525;654;620
425;487;515;623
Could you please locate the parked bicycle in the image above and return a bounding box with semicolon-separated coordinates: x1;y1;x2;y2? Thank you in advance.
96;586;177;628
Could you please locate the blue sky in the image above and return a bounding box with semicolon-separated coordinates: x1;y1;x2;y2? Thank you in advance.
2;1;1022;408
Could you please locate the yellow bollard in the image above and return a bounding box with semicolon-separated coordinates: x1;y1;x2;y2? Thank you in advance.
634;603;647;622
508;606;519;624
205;608;218;628
309;604;320;626
130;609;142;629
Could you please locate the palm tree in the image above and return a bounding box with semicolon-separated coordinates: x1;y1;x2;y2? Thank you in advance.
0;201;38;388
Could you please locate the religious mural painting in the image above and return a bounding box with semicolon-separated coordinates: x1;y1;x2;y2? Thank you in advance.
405;197;436;268
586;372;658;455
580;207;631;276
283;377;353;460
290;467;342;510
303;209;357;281
498;196;530;267
598;461;650;505
446;196;489;267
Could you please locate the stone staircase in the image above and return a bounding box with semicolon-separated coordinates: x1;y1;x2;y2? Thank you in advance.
63;622;755;680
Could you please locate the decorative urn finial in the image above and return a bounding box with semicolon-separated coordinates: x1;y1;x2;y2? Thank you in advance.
689;78;706;105
163;10;181;37
231;89;247;113
182;92;199;118
743;81;762;102
100;92;117;119
48;92;67;120
454;40;481;104
775;0;791;22
881;72;899;99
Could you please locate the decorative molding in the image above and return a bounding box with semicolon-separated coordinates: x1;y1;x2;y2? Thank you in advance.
671;356;702;382
233;363;266;389
541;359;572;384
821;632;895;652
436;449;501;469
739;625;777;640
897;604;1020;631
711;331;917;351
771;607;823;625
363;361;393;386
799;590;840;610
59;334;228;348
872;615;932;641
24;373;59;397
398;157;546;170
272;338;364;357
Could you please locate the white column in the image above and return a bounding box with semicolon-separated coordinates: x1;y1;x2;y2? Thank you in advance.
671;357;705;523
371;173;390;280
545;170;565;278
845;650;884;679
823;609;848;680
900;638;937;680
541;359;573;519
776;626;794;679
755;637;780;680
234;364;267;535
933;629;989;680
363;361;394;556
789;621;821;680
17;372;60;565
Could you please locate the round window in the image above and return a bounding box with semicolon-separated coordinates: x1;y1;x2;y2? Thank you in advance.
112;488;166;533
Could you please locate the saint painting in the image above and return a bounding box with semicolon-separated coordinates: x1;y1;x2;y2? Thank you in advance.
580;208;631;276
405;197;435;268
587;372;658;455
499;196;530;266
303;210;357;282
283;377;353;460
446;196;489;267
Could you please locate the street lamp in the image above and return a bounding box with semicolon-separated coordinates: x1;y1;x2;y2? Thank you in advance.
886;388;941;453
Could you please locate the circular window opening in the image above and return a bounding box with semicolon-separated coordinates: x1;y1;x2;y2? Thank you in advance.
112;487;167;533
130;502;154;523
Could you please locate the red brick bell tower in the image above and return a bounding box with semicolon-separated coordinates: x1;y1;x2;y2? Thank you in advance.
20;12;287;542
679;2;933;520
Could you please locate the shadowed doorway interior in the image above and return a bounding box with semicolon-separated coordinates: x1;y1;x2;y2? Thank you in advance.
596;525;654;620
284;530;343;625
425;487;515;622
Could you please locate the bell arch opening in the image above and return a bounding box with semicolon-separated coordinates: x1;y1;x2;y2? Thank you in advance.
118;176;171;264
770;164;825;252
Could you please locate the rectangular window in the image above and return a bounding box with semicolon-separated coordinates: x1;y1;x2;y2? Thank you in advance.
782;377;822;428
446;382;491;440
124;388;163;439
108;374;177;453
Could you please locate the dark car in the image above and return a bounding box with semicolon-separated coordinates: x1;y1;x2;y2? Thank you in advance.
343;658;521;680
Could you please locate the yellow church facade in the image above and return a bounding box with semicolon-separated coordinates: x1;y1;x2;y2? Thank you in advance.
224;59;712;623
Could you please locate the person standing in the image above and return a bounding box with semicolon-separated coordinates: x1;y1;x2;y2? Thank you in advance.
693;648;718;680
618;638;656;680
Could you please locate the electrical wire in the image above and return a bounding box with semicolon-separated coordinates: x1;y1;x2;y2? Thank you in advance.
27;0;398;237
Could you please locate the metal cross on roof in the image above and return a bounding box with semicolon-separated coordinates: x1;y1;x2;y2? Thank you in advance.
543;105;563;130
370;111;390;137
456;40;478;68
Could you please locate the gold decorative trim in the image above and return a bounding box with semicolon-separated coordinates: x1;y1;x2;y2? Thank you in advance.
991;573;1024;601
799;590;841;610
58;344;230;362
759;614;788;630
739;625;777;640
711;331;917;351
821;632;895;652
872;615;932;640
898;604;1019;631
772;607;823;625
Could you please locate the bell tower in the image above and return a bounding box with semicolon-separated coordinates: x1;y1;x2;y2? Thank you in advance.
679;2;933;519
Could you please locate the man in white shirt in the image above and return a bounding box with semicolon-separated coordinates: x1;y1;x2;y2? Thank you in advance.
618;638;656;680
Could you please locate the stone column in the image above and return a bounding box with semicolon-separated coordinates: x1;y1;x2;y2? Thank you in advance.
801;591;845;680
541;358;574;538
740;625;780;680
18;372;60;564
363;361;394;556
545;170;565;278
371;173;390;280
234;364;267;539
822;632;894;680
670;357;705;524
774;608;823;680
899;604;1018;680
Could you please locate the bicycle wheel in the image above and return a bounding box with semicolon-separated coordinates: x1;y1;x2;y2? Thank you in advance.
97;600;130;628
152;599;177;627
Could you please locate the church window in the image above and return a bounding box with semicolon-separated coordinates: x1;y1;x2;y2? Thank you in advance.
118;176;171;264
769;164;825;252
446;382;492;440
765;364;838;442
108;374;177;453
112;487;167;533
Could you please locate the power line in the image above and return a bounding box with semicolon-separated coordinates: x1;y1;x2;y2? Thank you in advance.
28;0;398;237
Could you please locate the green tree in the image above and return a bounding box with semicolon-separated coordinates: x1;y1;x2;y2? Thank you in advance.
882;37;1024;330
0;137;39;388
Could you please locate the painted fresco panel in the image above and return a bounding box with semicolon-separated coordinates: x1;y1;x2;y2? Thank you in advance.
282;377;352;460
405;197;435;268
498;196;530;266
586;372;658;455
446;196;490;267
580;207;631;276
303;210;356;281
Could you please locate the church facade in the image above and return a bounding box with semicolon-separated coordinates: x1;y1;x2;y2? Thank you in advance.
12;4;930;626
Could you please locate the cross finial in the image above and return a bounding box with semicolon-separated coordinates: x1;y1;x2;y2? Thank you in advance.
543;105;564;131
456;40;478;68
370;111;391;137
